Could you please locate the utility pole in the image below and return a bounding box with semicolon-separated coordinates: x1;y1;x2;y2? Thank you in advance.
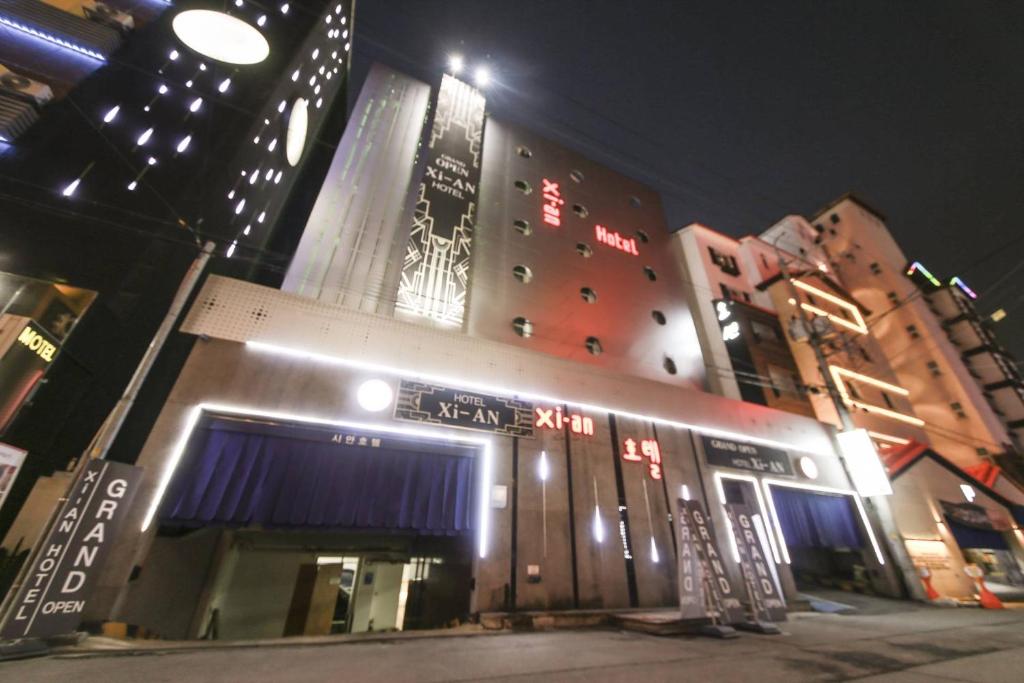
775;249;926;601
0;240;216;631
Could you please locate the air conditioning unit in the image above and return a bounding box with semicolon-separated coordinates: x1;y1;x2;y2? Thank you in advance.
81;0;135;33
0;65;54;108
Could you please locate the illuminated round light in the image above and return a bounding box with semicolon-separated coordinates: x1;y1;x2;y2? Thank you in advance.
172;10;270;65
474;66;490;87
798;456;819;480
285;97;308;167
356;379;393;412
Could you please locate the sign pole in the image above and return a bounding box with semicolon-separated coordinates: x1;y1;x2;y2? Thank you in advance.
0;241;214;639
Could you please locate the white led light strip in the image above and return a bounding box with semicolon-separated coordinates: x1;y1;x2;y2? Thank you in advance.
245;341;836;457
140;403;495;560
0;16;106;61
761;478;886;566
829;366;925;427
791;279;868;335
713;471;782;564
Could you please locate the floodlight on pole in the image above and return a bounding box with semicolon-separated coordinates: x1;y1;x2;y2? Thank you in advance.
448;54;464;75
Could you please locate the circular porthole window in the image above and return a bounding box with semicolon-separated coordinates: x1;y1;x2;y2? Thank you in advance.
585;336;602;355
285;97;309;167
652;310;666;325
643;266;657;282
516;145;532;158
569;169;584;183
663;356;677;375
580;287;597;303
172;10;270;65
629;195;642;208
576;243;593;258
514;179;532;194
513;219;532;236
512;265;533;283
636;229;650;243
512;317;533;338
572;204;588;218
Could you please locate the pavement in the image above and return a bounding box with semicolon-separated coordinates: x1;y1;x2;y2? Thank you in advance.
4;596;1024;681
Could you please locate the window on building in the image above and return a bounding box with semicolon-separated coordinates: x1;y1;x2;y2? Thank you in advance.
888;291;900;305
767;365;797;399
513;219;532;236
514;179;531;194
569;169;584;183
635;229;650;243
906;324;920;339
628;195;642;209
512;265;533;283
708;246;741;276
663;356;677;375
859;346;872;362
926;360;941;377
580;287;597;303
516;146;532;158
848;383;862;400
976;447;989;457
585;336;602;355
830;213;840;224
951;401;967;419
651;310;666;325
881;391;895;410
750;320;778;342
870;262;882;275
643;266;657;282
576;243;593;258
760;254;769;269
512;317;533;338
572;203;588;218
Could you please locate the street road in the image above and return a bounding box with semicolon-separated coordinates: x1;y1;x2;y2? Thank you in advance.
4;601;1024;682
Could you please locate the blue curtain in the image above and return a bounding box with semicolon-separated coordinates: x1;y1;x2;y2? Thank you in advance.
159;426;477;535
771;487;863;549
946;518;1009;550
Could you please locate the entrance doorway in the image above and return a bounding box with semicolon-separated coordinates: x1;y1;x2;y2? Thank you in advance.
767;485;870;593
127;413;481;641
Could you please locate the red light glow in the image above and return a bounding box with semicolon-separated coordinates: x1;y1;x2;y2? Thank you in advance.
595;224;639;256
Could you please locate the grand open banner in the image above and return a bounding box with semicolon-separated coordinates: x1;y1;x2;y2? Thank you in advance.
1;460;141;639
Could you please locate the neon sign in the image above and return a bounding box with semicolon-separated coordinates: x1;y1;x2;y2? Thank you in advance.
595;225;639;256
949;276;977;300
622;438;662;480
17;324;57;362
541;178;563;227
534;405;594;436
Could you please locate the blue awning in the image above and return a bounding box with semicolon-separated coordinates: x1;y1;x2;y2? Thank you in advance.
159;423;477;535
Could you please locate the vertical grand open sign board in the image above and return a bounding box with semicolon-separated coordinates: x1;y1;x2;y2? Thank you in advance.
1;460;141;639
676;498;744;623
725;503;787;623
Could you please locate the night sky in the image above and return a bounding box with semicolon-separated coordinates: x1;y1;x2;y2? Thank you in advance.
351;0;1024;358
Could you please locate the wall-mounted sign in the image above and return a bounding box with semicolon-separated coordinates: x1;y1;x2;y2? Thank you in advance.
594;224;639;256
1;460;141;639
701;435;793;476
541;178;563;227
622;438;662;480
395;74;486;326
394;380;534;437
17;322;58;363
0;441;27;512
725;503;786;622
676;498;744;623
534;405;594;436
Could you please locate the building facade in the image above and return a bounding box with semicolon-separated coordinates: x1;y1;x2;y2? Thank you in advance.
75;67;907;640
675;197;1024;602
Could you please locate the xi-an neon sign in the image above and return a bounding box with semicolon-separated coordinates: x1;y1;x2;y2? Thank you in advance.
541;178;563;227
623;438;662;480
534;405;595;436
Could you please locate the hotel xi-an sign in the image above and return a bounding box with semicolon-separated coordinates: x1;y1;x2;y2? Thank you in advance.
394;380;534;437
701;435;793;476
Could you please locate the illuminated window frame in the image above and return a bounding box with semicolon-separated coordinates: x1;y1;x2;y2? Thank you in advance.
829;366;925;426
791;279;867;335
761;478;886;566
140;403;495;560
